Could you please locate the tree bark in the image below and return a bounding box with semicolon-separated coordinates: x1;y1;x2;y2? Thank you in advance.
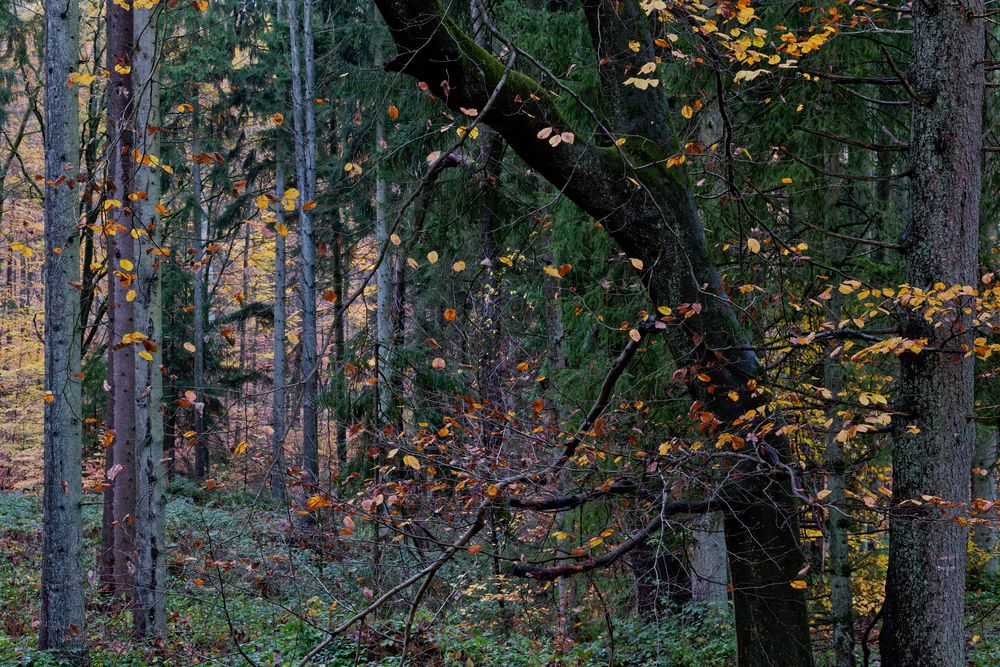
191;106;209;480
40;0;86;653
373;1;813;664
132;2;166;637
374;54;393;426
880;1;984;664
289;0;319;489
107;0;138;596
971;425;998;577
271;157;288;504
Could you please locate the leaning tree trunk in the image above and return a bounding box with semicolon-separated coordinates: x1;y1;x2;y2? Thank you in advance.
107;0;138;596
40;0;86;653
374;0;813;664
132;2;167;637
880;1;984;665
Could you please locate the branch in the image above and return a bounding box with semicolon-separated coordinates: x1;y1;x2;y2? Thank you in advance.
510;514;664;580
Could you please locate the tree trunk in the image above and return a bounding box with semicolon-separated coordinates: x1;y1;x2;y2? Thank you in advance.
374;66;393;425
374;1;813;664
40;0;86;652
880;1;984;664
688;512;728;605
289;0;319;489
971;424;998;576
271;158;288;504
107;0;138;596
131;3;167;637
823;164;855;667
191;109;209;480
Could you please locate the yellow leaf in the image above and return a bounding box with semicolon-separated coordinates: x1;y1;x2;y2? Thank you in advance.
306;495;332;510
193;0;208;10
681;105;693;119
816;489;832;501
126;289;136;302
431;357;446;370
629;328;641;342
452;260;466;272
629;257;644;270
255;194;269;210
427;250;439;264
119;259;134;270
233;441;248;456
275;223;289;237
10;242;32;258
543;265;561;278
403;454;421;470
183;342;196;353
390;233;402;246
781;177;793;184
114;63;131;75
272;113;284;125
138;350;153;362
747;238;761;253
43;391;55;403
790;580;807;590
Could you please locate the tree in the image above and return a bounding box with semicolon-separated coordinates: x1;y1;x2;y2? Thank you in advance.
288;0;320;490
880;1;984;664
373;0;813;663
40;0;86;654
131;1;167;636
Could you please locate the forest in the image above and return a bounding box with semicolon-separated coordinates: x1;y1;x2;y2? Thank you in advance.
0;0;998;663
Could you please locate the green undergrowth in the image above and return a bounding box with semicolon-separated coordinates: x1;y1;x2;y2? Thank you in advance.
2;489;995;666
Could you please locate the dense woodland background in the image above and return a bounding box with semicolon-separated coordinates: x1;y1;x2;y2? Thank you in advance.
1;0;999;663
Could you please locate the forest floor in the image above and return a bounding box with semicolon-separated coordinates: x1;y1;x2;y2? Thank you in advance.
0;487;742;666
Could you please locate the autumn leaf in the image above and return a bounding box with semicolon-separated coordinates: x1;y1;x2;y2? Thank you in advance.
426;250;439;264
452;260;466;272
275;223;288;237
629;257;644;270
183;342;196;353
747;238;761;254
388;104;399;120
403;454;421;470
444;308;457;321
10;242;32;258
790;580;807;590
306;495;332;510
431;357;446;370
272;113;284;125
